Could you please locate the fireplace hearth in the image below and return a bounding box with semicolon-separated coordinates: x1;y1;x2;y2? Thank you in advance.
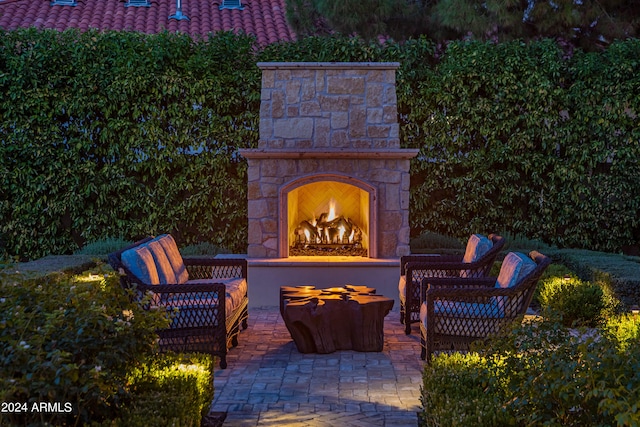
240;62;418;259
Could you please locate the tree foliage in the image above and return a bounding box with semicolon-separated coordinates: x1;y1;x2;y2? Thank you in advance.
286;0;640;49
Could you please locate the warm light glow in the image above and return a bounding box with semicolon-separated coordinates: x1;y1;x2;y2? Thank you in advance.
338;226;345;242
328;198;337;221
304;229;311;242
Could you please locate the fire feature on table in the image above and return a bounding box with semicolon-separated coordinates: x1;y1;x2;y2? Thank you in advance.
290;198;367;256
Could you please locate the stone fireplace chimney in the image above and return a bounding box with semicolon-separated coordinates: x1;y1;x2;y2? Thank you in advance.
240;62;418;259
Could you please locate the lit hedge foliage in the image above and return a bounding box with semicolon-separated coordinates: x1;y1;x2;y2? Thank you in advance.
1;29;639;259
0;265;167;425
421;316;640;426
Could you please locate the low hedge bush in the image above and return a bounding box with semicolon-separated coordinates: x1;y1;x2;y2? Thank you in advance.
554;249;640;309
538;275;619;327
118;353;214;427
421;315;640;426
0;263;214;426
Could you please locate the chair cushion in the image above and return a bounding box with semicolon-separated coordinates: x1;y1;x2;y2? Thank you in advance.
153;234;189;284
146;240;178;284
398;275;407;303
494;252;537;317
420;301;503;337
460;234;493;278
184;277;248;314
462;234;493;263
496;252;537;289
121;246;160;285
171;277;247;328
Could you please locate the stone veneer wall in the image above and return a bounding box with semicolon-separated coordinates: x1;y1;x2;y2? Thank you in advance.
258;62;400;150
240;62;418;259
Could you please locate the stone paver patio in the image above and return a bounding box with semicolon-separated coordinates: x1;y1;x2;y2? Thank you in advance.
209;307;423;426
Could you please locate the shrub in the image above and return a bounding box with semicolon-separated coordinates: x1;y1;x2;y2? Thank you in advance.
180;242;228;256
420;352;513;426
0;265;169;426
74;237;133;257
538;275;617;327
409;231;464;253
119;353;214;426
421;317;640;426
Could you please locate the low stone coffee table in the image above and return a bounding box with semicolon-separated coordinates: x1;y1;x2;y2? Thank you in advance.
280;285;394;353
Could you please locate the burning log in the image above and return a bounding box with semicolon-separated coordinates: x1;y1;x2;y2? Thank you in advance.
294;220;318;244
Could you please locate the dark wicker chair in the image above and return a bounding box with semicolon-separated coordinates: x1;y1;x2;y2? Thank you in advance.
399;233;505;335
108;236;248;369
419;250;551;362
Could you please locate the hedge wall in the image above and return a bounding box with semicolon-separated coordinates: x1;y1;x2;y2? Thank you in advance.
1;29;638;259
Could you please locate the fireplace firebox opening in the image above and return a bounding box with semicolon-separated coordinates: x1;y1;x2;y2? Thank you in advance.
280;175;377;258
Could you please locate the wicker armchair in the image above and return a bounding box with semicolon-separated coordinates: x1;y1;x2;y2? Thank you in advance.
108;236;248;369
419;251;551;362
399;233;505;335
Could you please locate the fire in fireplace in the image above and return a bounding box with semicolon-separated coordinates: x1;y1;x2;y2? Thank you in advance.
291;198;366;256
287;180;369;257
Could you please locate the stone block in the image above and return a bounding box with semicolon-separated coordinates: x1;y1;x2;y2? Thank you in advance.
328;76;365;95
261;183;279;198
380;232;399;258
286;80;302;104
260;159;279;177
291;69;314;78
366;83;383;107
276;69;291;81
273;117;314;139
248;220;264;244
298;159;319;174
401;190;410;210
385;183;401;210
262;70;275;89
247;244;267;258
381;211;403;230
278;159;298;176
267;139;285;149
301;101;321;116
371;168;401;184
248;181;262;199
383;86;397;105
287;106;300;117
261;218;278;234
349;107;367;138
259;118;273;140
367;125;390;138
301;79;316;101
330;130;349;148
330;112;349;129
367;70;386;83
261;88;271;101
248;199;269;219
314;118;330;147
319;95;350;112
367;108;383;124
353;139;372;149
383;105;397;123
272;91;284;119
247;161;261;182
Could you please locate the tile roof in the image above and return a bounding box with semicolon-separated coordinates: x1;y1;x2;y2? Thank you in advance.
0;0;296;45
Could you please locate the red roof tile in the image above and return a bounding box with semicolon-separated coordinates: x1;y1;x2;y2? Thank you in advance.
0;0;296;45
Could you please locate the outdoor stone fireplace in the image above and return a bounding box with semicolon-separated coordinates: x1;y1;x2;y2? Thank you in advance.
240;62;418;259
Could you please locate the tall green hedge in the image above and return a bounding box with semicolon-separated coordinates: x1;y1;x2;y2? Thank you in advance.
1;29;638;259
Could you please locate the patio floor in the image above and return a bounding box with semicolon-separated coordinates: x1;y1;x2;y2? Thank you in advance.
209;306;424;426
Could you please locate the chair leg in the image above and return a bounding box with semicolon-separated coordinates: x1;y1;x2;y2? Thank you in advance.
405;320;412;335
219;354;227;369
